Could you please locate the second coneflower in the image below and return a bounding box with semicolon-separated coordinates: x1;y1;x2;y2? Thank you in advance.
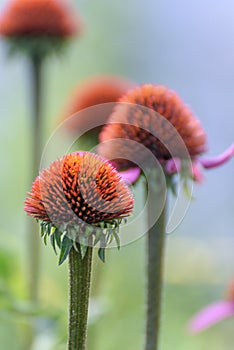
99;84;233;182
99;84;206;170
61;75;134;150
98;84;234;350
24;151;134;350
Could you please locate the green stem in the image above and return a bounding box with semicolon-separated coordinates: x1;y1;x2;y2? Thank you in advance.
68;246;93;350
144;178;167;350
28;55;43;303
87;255;104;350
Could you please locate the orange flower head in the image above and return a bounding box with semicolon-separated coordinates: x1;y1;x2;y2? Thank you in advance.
99;84;207;169
24;152;134;228
0;0;79;37
62;75;134;143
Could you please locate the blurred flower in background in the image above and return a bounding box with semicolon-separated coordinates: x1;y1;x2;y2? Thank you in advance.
99;84;207;176
188;278;234;333
99;84;234;184
0;0;81;56
61;75;135;149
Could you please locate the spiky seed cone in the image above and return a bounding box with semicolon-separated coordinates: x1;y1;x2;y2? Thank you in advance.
24;152;134;229
99;84;207;169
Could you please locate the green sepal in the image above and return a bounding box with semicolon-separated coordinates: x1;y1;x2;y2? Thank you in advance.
6;36;69;60
93;228;102;246
99;222;105;229
107;230;114;245
38;216;125;264
98;248;105;263
43;232;48;245
59;236;73;266
40;222;47;237
80;244;88;260
113;230;121;250
100;234;107;249
166;175;178;197
54;228;62;249
79;234;89;259
50;232;57;255
72;241;79;253
183;179;193;199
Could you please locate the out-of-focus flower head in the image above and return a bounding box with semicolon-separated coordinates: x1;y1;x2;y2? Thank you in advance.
188;278;234;333
0;0;81;57
99;84;234;185
61;75;135;149
24;152;134;263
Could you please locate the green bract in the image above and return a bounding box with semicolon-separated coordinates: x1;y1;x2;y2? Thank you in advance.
40;218;124;265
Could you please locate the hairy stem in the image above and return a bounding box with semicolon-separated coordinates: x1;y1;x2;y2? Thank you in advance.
68;246;93;350
28;55;43;303
144;177;167;350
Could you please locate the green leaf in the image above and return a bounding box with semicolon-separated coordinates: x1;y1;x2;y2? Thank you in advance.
58;236;73;265
98;248;105;263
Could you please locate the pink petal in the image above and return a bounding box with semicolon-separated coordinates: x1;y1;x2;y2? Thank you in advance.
120;167;141;184
188;300;234;333
191;161;204;183
165;158;181;174
199;143;234;169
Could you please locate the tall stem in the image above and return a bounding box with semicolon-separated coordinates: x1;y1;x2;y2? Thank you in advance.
68;246;93;350
28;55;43;302
144;177;167;350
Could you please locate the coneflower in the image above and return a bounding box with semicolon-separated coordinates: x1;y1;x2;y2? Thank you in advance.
99;84;233;182
61;75;134;150
98;84;234;350
0;0;82;313
25;152;133;232
24;151;134;350
0;0;80;57
99;84;206;169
